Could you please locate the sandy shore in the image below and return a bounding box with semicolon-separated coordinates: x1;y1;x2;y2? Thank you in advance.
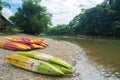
0;34;82;80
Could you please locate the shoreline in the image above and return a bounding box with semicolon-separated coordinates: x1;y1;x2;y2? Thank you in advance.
0;33;83;80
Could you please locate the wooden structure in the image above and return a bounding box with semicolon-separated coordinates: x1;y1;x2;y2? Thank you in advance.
0;15;12;31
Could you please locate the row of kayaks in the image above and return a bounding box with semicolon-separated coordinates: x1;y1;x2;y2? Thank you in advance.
7;51;73;76
0;37;48;50
0;37;73;76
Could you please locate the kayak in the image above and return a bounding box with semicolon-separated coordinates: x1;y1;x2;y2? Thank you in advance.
0;41;31;50
7;37;48;48
0;41;44;50
50;63;73;74
18;51;72;69
7;37;44;44
7;55;65;76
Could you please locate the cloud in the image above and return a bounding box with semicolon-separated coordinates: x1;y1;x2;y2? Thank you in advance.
2;0;103;26
41;0;103;26
53;11;67;15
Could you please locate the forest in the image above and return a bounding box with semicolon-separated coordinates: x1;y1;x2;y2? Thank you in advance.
47;0;120;38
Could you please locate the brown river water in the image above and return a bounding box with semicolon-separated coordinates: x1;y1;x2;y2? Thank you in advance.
50;36;120;80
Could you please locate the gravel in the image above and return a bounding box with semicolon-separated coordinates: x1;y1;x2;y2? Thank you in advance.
0;34;82;80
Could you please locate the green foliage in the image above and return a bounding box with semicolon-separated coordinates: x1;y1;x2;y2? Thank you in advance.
10;0;51;35
113;21;120;37
46;0;120;38
74;5;116;36
0;19;11;26
0;0;10;9
47;24;68;35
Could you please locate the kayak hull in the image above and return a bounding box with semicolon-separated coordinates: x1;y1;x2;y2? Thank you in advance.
7;55;65;76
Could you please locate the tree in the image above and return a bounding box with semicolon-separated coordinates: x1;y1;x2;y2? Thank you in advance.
46;0;120;37
47;24;68;35
0;0;10;11
68;0;119;37
10;0;51;35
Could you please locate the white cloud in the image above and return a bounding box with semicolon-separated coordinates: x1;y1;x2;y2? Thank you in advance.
2;0;104;26
41;0;103;26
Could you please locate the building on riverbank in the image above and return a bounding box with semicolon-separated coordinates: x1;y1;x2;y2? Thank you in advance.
0;10;15;32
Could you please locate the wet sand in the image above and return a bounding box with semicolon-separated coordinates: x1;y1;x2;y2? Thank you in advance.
0;34;82;80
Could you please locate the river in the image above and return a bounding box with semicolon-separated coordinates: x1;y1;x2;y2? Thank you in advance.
45;36;120;80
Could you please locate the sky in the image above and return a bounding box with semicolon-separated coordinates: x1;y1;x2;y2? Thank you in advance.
2;0;103;26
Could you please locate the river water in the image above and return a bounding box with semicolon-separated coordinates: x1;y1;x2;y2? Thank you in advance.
48;36;120;80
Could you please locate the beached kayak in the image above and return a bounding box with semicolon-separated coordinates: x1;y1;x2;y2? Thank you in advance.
7;55;65;76
7;37;44;44
7;37;48;47
50;63;73;74
0;41;31;50
0;41;44;50
18;51;72;69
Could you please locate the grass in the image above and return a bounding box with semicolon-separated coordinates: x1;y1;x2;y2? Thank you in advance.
0;28;19;35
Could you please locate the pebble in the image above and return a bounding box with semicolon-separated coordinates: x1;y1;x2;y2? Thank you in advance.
0;34;81;80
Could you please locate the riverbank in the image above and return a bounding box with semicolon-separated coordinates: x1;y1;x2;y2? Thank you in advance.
0;33;83;80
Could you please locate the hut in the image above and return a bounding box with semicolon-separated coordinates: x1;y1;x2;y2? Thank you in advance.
0;9;15;31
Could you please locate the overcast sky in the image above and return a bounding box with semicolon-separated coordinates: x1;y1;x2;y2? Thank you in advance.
2;0;103;26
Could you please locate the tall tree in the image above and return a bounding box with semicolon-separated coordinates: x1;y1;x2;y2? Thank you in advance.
46;0;120;37
67;0;120;37
10;0;51;35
